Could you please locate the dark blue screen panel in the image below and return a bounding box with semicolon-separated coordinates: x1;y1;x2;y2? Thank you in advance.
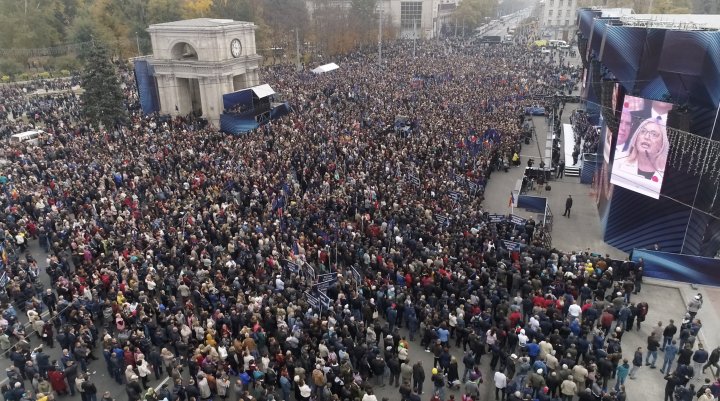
588;19;608;58
600;27;646;88
517;196;547;213
222;90;253;111
634;29;667;97
604;186;691;253
631;248;720;285
133;59;159;115
683;210;720;257
578;9;602;37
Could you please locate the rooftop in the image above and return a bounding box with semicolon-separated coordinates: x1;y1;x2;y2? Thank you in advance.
623;14;720;30
148;18;253;30
587;8;720;30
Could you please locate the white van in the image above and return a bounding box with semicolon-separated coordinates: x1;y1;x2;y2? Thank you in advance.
10;130;44;146
548;40;568;48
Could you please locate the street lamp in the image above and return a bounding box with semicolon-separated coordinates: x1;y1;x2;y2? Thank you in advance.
291;29;301;71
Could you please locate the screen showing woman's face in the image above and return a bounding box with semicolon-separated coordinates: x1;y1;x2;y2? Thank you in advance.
636;121;664;156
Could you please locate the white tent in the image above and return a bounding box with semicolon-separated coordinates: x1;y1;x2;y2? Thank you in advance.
249;84;275;99
311;63;340;74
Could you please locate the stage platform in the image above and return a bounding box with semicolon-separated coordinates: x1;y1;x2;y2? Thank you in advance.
562;123;581;176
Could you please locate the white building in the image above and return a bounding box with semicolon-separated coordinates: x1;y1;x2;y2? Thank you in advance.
539;0;579;40
306;0;460;39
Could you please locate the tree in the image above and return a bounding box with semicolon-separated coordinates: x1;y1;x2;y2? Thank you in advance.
80;43;127;129
453;0;498;30
182;0;214;18
148;0;184;23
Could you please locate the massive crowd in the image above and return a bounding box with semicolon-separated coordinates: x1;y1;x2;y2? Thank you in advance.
569;111;600;162
0;37;716;401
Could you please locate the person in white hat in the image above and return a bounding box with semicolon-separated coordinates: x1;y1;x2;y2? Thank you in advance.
688;294;703;318
275;275;284;291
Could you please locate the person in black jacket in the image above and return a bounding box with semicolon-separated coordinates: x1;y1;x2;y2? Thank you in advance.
677;345;694;366
82;378;98;401
703;346;720;377
371;355;387;387
412;361;425;395
664;373;682;401
562;195;573;217
388;354;401;387
661;320;678;351
125;376;142;401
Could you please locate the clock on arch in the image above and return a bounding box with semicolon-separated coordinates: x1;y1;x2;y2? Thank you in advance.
230;39;242;58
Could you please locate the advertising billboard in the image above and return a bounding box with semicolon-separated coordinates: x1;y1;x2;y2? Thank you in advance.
610;96;674;199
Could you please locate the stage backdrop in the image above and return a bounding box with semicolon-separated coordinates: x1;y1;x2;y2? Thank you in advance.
631;248;720;286
578;9;720;256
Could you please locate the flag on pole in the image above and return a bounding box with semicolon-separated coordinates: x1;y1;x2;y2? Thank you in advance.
508;191;515;208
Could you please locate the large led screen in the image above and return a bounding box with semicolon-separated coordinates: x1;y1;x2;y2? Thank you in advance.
610;96;674;199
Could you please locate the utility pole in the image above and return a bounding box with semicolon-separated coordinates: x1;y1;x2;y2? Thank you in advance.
295;29;301;71
135;32;141;56
378;1;383;67
462;17;465;37
454;17;458;37
413;19;417;58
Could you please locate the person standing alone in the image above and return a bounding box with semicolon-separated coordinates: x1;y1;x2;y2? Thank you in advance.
563;195;573;217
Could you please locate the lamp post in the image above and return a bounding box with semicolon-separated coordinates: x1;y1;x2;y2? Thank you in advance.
295;29;301;71
413;19;417;58
378;1;383;66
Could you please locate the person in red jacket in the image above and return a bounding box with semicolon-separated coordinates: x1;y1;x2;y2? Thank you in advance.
47;368;68;395
601;309;615;336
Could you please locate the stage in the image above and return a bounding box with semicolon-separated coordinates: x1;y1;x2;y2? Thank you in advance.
562;123;581;176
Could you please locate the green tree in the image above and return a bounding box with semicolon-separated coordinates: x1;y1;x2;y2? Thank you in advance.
80;43;127;129
147;0;184;23
453;0;499;30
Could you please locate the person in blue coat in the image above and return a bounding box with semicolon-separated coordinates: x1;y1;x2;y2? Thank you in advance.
661;340;679;374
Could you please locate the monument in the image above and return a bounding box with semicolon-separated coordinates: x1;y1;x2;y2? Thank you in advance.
146;18;263;125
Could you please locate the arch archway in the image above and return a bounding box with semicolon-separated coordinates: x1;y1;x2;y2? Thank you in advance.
170;42;199;61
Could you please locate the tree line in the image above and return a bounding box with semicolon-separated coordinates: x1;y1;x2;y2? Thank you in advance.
0;0;514;77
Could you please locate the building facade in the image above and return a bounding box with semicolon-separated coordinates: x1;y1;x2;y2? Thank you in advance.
305;0;459;39
539;0;579;40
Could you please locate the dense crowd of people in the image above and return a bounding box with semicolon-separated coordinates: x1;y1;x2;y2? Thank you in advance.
569;111;599;162
0;37;716;401
0;77;83;140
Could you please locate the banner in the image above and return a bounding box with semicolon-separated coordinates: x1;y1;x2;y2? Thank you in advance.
488;214;506;223
305;291;321;310
502;240;522;251
316;273;336;282
434;214;450;226
303;262;315;280
406;174;421;186
315;290;332;308
509;214;527;226
285;259;300;273
313;277;338;293
351;266;362;285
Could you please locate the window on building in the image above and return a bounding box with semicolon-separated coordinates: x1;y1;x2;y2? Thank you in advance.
565;20;570;25
549;10;554;16
559;0;564;6
400;2;423;30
